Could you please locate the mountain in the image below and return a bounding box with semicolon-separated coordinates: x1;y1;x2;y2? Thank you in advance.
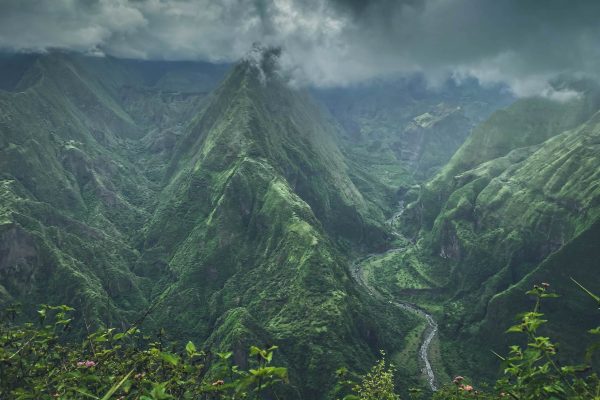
314;77;513;193
365;84;600;381
0;52;229;323
0;53;152;324
7;49;591;398
137;53;419;398
0;52;422;399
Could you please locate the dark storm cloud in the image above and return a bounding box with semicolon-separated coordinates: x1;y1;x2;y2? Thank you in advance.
326;0;600;97
0;0;599;97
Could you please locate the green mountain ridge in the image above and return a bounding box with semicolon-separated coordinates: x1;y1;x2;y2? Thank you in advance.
0;53;416;399
0;52;229;322
138;59;418;398
375;88;600;381
0;54;155;325
2;51;599;398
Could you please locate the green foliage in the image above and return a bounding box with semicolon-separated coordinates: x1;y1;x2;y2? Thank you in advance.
337;351;401;400
433;282;600;400
0;305;288;399
329;282;600;400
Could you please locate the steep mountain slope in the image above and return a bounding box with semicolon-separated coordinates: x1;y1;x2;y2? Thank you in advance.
372;88;600;381
409;90;600;231
477;218;600;373
431;107;600;376
0;53;226;323
139;58;415;398
148;59;387;253
0;54;152;325
0;53;420;399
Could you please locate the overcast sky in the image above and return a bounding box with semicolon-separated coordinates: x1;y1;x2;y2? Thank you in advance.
1;0;599;98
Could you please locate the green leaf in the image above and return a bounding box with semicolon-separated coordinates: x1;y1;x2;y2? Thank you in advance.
73;389;100;399
127;327;139;336
185;341;196;357
121;379;133;394
160;351;179;366
93;334;109;343
506;324;524;333
269;366;288;380
540;293;560;298
585;342;600;363
265;351;273;363
149;382;174;399
490;349;506;361
216;351;232;360
100;369;133;400
249;346;261;356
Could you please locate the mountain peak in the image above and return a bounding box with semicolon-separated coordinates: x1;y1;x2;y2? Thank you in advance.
240;43;282;84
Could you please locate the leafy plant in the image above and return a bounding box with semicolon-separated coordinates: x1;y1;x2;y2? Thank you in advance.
338;351;401;400
0;304;287;399
434;281;600;399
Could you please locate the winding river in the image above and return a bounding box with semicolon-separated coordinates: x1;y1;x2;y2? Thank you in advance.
351;202;439;391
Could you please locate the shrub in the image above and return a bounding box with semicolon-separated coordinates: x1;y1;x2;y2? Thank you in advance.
0;304;287;399
434;280;600;399
337;351;401;400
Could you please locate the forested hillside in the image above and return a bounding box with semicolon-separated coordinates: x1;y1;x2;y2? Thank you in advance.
367;83;600;381
1;50;599;399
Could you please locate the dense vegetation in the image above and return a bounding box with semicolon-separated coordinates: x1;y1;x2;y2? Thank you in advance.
1;50;599;399
363;81;600;384
2;282;598;399
0;304;289;399
0;52;414;398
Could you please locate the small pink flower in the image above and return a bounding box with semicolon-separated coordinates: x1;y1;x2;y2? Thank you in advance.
77;360;97;368
460;384;473;392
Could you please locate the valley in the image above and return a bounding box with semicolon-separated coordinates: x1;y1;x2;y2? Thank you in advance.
351;246;440;392
1;50;599;399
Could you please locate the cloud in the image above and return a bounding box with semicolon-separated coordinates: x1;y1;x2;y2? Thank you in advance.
0;0;599;97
